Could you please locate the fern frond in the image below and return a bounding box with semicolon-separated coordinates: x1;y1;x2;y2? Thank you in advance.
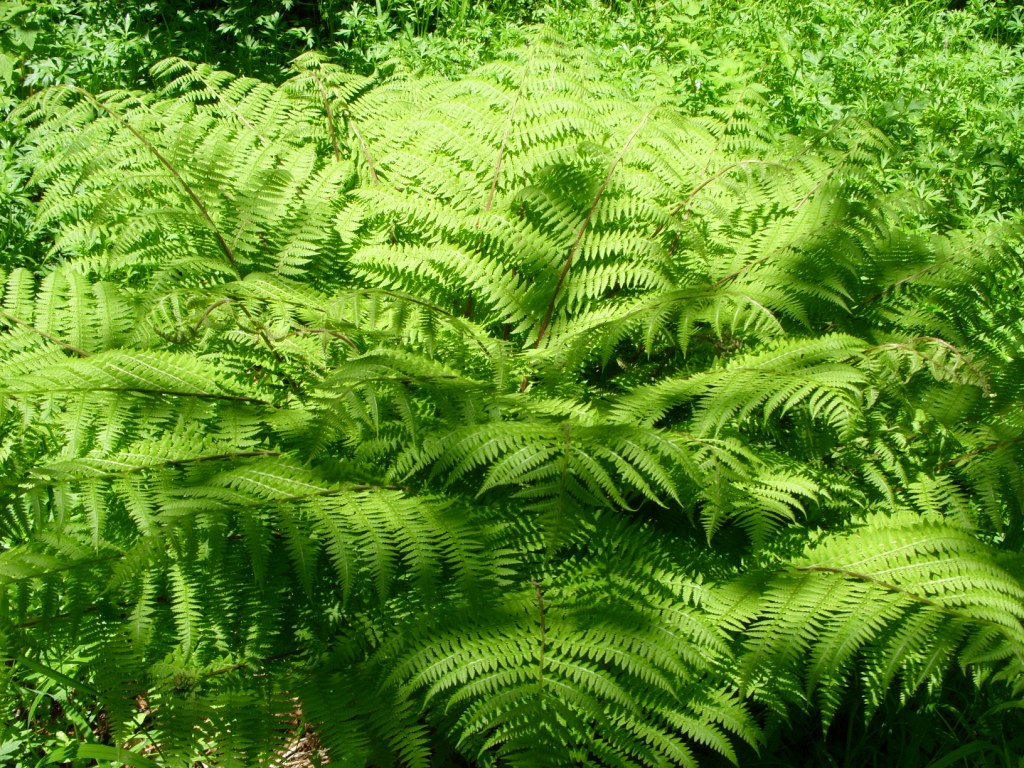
7;26;1021;765
728;511;1024;724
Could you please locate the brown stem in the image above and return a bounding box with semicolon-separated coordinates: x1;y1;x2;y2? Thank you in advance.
74;88;239;270
309;73;341;163
31;450;284;485
670;160;783;221
486;90;521;212
532;580;547;689
859;256;954;308
4;386;275;406
869;336;989;394
0;310;91;357
190;298;233;334
71;91;304;372
934;434;1024;473
532;111;653;350
348;116;379;183
281;326;361;352
708;210;835;290
794;564;965;614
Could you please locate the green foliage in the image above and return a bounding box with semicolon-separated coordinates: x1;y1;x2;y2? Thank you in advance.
2;23;1024;768
541;0;1024;228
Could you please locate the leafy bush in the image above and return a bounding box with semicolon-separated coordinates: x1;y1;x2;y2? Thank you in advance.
3;29;1024;765
542;0;1024;229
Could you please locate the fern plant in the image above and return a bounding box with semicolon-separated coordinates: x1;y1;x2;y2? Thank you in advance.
2;30;1023;766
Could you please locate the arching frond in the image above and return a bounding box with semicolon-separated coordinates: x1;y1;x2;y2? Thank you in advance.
4;27;1021;766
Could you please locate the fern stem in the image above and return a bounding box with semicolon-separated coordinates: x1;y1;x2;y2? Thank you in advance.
670;159;784;221
794;565;998;620
241;482;406;504
532;580;547;691
237;318;303;393
869;337;988;394
485;90;520;212
280;326;361;352
709;211;834;290
794;132;883;210
934;434;1024;473
193;298;321;381
29;450;284;485
310;73;341;163
364;288;495;358
789;562;1024;650
347;115;379;184
0;310;91;357
190;298;234;334
71;88;240;270
858;246;969;307
4;387;276;406
532;110;653;351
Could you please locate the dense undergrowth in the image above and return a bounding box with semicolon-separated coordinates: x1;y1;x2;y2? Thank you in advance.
2;1;1024;766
